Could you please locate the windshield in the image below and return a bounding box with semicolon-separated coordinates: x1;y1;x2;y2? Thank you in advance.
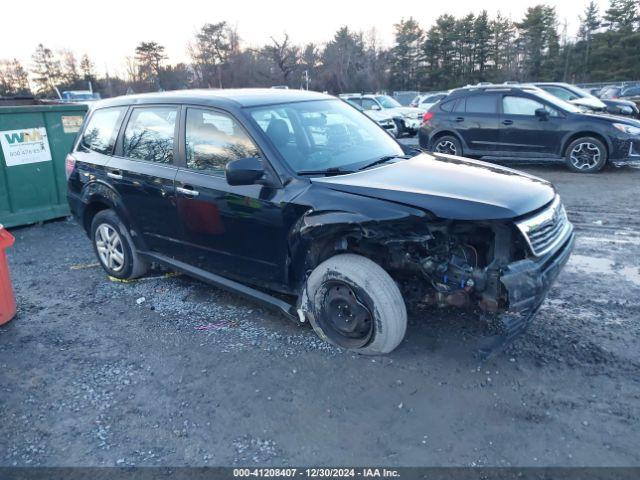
569;85;599;100
376;96;402;108
249;99;404;174
532;90;583;113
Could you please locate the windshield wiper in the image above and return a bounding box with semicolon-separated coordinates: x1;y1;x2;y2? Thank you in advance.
357;154;410;171
297;167;356;176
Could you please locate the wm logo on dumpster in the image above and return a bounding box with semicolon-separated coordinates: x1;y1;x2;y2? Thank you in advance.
3;129;44;145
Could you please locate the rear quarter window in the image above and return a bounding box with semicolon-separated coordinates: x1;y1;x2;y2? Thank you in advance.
440;99;457;112
79;107;127;154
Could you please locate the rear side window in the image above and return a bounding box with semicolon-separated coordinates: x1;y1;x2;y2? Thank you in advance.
79;107;126;154
123;106;178;164
185;108;261;176
440;99;457;112
624;87;640;96
465;94;498;114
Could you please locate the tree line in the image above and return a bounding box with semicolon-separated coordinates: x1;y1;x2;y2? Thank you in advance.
1;0;639;99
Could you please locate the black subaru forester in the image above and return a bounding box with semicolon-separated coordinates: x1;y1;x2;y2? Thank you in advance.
67;89;574;354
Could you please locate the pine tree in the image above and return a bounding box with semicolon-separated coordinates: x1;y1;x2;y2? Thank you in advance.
390;18;423;90
31;44;62;96
134;41;167;90
473;11;492;80
60;50;80;87
604;0;639;31
578;1;601;80
516;6;560;81
80;54;96;82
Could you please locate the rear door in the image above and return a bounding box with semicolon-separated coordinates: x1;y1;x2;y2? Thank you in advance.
73;106;127;188
454;93;501;152
498;94;564;156
107;105;182;254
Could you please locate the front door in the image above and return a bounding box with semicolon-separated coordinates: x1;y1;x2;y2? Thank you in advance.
498;95;564;157
173;107;290;287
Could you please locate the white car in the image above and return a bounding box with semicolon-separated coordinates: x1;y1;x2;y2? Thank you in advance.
342;94;426;136
531;83;608;112
410;92;449;111
344;99;399;137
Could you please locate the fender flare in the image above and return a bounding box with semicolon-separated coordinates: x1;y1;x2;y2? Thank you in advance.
79;181;147;250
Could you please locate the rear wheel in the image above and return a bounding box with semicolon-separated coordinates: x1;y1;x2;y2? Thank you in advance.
565;137;607;173
91;209;148;280
304;254;407;355
432;135;462;156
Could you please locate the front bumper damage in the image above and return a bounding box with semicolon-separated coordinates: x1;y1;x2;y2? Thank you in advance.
479;231;575;357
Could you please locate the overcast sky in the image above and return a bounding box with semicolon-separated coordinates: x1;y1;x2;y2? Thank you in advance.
4;0;608;76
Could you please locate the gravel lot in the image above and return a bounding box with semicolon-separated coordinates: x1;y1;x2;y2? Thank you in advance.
1;148;639;467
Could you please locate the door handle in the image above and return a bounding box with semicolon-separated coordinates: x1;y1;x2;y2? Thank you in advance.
176;186;200;197
455;117;464;123
502;119;514;125
107;170;123;180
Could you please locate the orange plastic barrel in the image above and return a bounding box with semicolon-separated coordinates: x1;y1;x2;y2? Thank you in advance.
0;225;16;325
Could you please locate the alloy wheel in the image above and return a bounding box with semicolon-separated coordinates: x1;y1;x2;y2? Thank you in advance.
570;142;601;171
95;223;125;272
435;140;457;155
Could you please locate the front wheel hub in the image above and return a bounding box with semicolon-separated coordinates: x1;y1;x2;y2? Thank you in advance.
318;282;374;348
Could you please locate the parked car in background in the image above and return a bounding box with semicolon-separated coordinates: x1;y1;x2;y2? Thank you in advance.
60;90;101;103
534;82;639;118
344;98;399;137
531;82;607;112
600;85;640;103
410;92;449;110
67;89;574;354
341;94;425;137
392;91;420;106
419;85;640;173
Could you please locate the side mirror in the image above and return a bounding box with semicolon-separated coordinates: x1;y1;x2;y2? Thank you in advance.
535;108;549;120
225;157;265;186
371;104;381;111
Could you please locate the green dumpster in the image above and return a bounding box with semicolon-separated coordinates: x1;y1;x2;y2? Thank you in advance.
0;103;87;228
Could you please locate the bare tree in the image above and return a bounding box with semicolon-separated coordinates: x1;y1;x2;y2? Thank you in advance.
262;34;299;85
0;59;31;96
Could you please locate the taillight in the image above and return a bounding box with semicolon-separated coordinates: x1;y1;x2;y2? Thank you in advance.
65;153;77;179
422;112;434;125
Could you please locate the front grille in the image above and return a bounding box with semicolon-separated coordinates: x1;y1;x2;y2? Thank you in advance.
515;196;573;257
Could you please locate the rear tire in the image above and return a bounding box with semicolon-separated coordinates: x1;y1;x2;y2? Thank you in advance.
432;135;462;156
91;209;148;280
565;137;607;173
303;254;407;355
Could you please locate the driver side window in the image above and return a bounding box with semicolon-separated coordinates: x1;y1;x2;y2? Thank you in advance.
503;96;558;117
185;108;261;176
361;98;379;110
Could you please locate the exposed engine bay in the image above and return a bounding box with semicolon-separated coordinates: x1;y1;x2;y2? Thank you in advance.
350;220;529;314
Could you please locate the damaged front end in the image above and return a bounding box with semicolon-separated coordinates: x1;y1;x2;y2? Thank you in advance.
300;195;574;349
396;195;574;346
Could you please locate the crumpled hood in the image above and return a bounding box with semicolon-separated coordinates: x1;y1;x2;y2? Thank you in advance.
312;153;556;220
